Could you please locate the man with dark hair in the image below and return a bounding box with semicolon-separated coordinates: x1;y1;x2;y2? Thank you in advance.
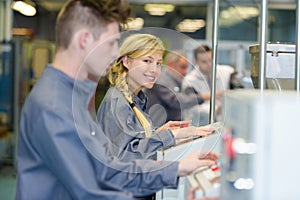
16;1;218;199
182;45;234;126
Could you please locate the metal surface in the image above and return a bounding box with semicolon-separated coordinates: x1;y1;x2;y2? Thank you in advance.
296;0;300;91
250;43;296;90
156;133;221;200
0;0;12;42
0;1;3;41
5;0;12;42
258;0;268;91
209;0;219;124
221;90;300;200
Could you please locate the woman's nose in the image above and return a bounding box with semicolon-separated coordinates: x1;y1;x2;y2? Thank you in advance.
150;63;160;73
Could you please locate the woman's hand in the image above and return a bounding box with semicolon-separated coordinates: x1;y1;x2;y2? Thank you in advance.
171;126;213;139
156;120;191;133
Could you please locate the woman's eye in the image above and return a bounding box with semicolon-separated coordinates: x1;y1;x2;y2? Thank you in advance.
157;62;162;67
143;59;152;64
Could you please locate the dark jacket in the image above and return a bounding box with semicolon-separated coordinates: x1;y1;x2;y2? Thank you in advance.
145;68;203;127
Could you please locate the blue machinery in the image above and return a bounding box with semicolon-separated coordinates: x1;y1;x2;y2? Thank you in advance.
0;0;14;164
0;0;56;164
0;43;13;129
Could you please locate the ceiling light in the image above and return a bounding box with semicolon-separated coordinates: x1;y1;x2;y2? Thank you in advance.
12;1;36;16
40;2;65;12
221;6;259;19
121;18;144;30
220;6;259;27
144;4;175;16
176;19;206;33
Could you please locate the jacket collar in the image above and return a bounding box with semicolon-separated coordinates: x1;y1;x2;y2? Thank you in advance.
46;65;98;108
132;90;147;112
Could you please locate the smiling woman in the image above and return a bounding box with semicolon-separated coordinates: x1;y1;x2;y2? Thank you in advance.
117;36;164;93
96;33;167;200
96;32;215;199
96;33;213;168
107;33;165;137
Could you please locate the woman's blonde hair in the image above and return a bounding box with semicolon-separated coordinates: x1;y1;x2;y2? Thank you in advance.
109;34;165;137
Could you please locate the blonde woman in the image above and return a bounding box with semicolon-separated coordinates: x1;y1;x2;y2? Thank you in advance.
97;34;213;161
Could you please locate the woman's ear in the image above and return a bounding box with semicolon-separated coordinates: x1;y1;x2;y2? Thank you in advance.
122;56;130;69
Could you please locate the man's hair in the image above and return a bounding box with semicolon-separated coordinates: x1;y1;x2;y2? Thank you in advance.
193;44;211;60
166;50;186;64
56;0;131;50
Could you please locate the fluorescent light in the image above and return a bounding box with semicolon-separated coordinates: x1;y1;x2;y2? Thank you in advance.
12;1;36;16
148;9;167;16
221;7;259;19
176;19;206;33
144;4;175;16
40;2;65;12
121;18;144;30
220;6;259;27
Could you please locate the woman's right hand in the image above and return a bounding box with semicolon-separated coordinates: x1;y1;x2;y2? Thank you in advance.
171;126;213;139
156;120;192;133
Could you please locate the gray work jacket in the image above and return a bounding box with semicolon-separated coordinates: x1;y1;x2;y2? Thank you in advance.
16;66;179;200
97;86;175;161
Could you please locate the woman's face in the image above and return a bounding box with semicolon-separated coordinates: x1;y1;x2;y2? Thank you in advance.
123;52;163;94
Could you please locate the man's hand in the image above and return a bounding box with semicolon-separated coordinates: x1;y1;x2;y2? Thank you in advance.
201;91;224;101
178;150;219;176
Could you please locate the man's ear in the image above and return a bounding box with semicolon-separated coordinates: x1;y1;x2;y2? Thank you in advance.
78;29;92;49
166;61;173;67
193;58;197;64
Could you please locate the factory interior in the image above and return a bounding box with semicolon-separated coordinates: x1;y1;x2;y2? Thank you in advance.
0;0;300;199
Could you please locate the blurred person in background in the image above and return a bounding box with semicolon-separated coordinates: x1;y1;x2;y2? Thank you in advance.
182;45;234;126
145;50;206;127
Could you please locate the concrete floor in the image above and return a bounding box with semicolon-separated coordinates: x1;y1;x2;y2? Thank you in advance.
0;135;17;200
0;165;16;200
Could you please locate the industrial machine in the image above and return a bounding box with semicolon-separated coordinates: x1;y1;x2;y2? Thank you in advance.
187;163;221;198
249;43;296;90
221;89;300;200
156;122;223;200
